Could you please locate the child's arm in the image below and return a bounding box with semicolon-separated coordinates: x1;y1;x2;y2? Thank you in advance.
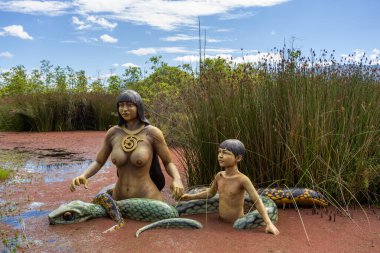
180;174;219;201
242;177;280;235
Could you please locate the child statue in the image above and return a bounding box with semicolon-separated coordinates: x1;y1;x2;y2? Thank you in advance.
181;139;280;235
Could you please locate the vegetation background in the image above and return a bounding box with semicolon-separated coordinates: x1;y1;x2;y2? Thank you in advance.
1;48;379;207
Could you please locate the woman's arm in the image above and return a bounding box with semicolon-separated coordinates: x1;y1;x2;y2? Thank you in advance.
70;129;113;192
181;178;218;201
149;126;184;199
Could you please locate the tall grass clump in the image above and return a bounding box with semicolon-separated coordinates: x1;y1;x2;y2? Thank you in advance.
0;59;193;133
0;92;117;131
182;49;380;205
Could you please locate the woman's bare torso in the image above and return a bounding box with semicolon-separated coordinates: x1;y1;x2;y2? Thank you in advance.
107;125;162;201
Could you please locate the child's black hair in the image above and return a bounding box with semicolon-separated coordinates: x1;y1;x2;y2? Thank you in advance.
219;139;245;157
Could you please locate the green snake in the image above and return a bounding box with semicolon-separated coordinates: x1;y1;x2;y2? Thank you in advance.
48;187;327;236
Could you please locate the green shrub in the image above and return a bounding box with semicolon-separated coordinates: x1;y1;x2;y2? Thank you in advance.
0;168;11;181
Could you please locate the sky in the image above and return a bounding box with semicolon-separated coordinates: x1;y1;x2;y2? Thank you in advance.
0;0;379;77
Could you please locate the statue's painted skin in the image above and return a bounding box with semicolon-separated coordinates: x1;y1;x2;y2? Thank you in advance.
70;90;184;201
181;140;281;235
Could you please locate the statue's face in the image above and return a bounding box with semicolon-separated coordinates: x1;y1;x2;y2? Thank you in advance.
217;148;238;168
118;101;138;122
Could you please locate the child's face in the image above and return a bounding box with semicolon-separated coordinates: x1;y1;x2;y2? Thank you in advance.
217;148;238;168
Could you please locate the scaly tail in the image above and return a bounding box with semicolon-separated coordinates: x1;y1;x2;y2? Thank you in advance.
233;196;278;229
93;193;125;233
135;218;203;237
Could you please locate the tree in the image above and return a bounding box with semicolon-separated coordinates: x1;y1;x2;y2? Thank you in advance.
90;78;104;93
54;66;67;92
75;70;88;93
27;69;44;93
122;66;142;86
66;66;76;90
1;65;27;95
40;60;53;89
107;75;122;93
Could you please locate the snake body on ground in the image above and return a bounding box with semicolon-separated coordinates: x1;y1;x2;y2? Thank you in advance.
48;187;327;236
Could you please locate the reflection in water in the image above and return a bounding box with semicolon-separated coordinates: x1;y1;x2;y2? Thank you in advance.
1;210;50;229
0;149;112;183
2;157;111;183
24;160;95;183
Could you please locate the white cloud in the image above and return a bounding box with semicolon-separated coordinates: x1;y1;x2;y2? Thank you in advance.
369;48;380;65
161;34;198;42
0;25;33;40
161;34;221;43
100;34;118;43
73;0;289;31
129;48;157;56
60;40;77;43
0;51;14;58
206;48;237;54
0;0;72;16
0;0;289;30
77;36;98;43
87;16;117;30
72;15;118;30
235;52;282;64
341;49;375;64
173;55;199;63
128;47;192;56
162;47;190;54
174;54;233;63
372;48;380;55
121;63;139;68
219;11;255;20
270;30;276;35
72;16;91;30
128;46;237;57
207;38;222;43
174;51;282;65
215;28;231;32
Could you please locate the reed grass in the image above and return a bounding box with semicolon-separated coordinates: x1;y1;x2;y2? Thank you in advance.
181;51;380;205
0;92;117;131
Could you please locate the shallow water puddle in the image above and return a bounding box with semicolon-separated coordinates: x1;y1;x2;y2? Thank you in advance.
24;159;94;182
1;210;51;229
0;149;110;183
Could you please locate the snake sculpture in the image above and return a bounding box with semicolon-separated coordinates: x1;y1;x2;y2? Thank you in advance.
48;187;327;237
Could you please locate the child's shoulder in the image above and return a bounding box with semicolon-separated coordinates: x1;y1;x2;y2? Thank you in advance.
215;171;224;178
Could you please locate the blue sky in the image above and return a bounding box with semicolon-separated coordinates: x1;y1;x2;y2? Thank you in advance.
0;0;379;77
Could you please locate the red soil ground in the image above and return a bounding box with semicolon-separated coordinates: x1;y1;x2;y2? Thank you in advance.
0;131;380;253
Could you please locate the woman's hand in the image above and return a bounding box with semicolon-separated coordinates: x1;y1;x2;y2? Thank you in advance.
70;175;89;192
170;178;184;200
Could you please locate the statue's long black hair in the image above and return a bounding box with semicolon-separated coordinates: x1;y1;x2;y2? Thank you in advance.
116;90;165;191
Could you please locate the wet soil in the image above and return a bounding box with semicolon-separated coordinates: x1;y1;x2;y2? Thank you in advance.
1;131;380;253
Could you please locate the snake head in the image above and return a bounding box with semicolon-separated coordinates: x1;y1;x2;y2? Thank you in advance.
48;200;97;225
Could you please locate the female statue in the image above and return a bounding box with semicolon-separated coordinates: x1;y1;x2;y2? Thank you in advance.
70;90;184;201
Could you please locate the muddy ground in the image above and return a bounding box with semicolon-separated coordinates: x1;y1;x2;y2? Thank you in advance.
0;131;379;253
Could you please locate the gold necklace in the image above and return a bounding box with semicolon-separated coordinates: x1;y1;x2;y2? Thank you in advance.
121;124;145;152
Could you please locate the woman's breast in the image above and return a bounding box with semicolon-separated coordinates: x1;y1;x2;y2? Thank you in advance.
129;145;152;167
111;142;152;168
